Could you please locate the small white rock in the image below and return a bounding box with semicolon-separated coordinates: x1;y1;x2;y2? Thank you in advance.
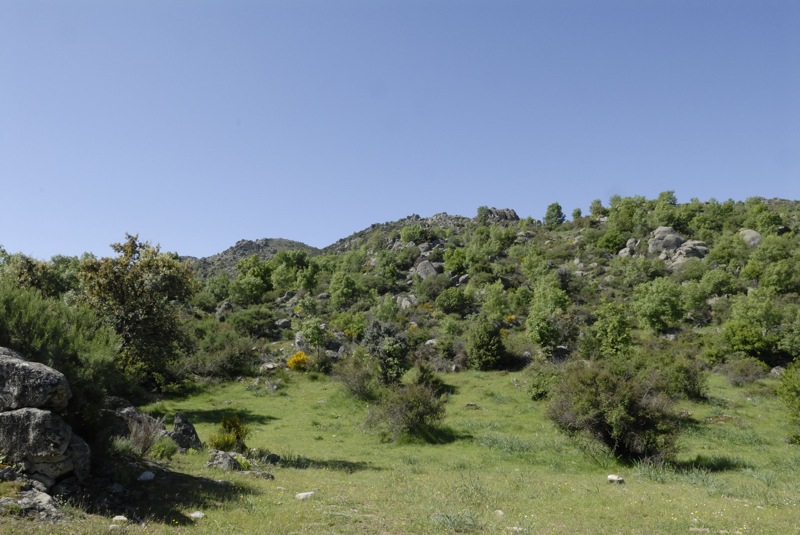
493;509;504;517
109;525;123;531
607;474;625;484
137;471;155;481
190;511;206;519
295;491;315;500
111;515;128;523
276;486;287;490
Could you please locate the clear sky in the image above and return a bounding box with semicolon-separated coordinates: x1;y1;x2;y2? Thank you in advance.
2;1;798;259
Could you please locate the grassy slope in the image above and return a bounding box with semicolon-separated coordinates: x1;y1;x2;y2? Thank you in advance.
3;370;800;534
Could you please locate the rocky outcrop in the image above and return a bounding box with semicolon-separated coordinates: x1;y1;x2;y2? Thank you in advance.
0;347;91;497
739;228;762;248
166;412;202;450
478;208;520;224
0;347;72;411
648;227;685;253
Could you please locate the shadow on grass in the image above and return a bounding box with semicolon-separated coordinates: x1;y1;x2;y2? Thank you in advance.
675;454;753;472
85;465;260;526
402;425;472;445
276;452;376;473
148;408;279;427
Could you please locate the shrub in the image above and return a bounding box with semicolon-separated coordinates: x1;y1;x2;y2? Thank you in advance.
400;224;431;245
547;360;679;463
150;436;179;461
288;351;310;372
228;305;276;339
435;287;473;317
209;414;251;453
526;357;560;400
415;273;451;304
110;436;141;460
721;356;769;387
525;280;570;355
0;280;133;439
333;347;381;400
466;317;504;370
363;321;410;384
365;383;447;442
778;362;800;440
632;278;684;333
129;414;167;456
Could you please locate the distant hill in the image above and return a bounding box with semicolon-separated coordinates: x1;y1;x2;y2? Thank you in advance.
181;238;320;279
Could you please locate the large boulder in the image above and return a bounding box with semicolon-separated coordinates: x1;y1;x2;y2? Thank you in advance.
0;408;72;462
648;227;685;253
167;412;202;450
0;347;72;412
739;228;762;248
206;450;243;471
415;260;443;280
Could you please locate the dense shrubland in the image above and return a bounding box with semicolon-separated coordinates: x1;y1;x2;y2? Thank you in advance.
3;193;800;461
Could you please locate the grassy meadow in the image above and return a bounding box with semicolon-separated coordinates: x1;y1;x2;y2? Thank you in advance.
4;363;800;534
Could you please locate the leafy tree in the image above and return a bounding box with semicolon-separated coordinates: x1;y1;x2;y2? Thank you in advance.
481;279;509;321
229;275;268;305
543;202;566;228
632;278;684;333
592;301;632;357
205;272;232;302
466;317;504;370
78;234;199;384
589;199;607;217
329;272;360;310
526;280;570;355
572;208;582;220
370;294;399;322
443;247;468;275
300;317;326;358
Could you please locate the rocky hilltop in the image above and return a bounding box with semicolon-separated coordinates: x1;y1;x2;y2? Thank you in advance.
322;208;523;255
182;238;321;279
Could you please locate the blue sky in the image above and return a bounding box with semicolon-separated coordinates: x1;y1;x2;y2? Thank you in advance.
2;1;798;259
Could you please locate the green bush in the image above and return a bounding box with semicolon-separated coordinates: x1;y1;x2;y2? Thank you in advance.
365;383;447;442
150;435;179;461
526;357;560;400
363;321;410;384
228;305;276;339
777;362;800;441
209;414;251;453
632;278;684;333
400;225;431;245
333;347;381;400
466;317;504;370
547;360;680;463
721;356;769;387
435;287;473;317
0;280;134;439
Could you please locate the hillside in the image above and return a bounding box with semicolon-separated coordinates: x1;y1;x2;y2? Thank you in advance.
181;237;321;279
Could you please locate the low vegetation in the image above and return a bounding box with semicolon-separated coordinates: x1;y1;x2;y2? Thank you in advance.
2;193;800;533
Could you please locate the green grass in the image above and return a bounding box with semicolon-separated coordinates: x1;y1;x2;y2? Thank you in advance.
2;371;800;533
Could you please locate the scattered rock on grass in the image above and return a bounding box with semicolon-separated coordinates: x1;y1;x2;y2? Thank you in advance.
607;474;624;484
295;491;315;500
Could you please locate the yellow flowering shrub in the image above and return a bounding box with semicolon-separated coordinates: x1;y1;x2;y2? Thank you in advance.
288;351;310;372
